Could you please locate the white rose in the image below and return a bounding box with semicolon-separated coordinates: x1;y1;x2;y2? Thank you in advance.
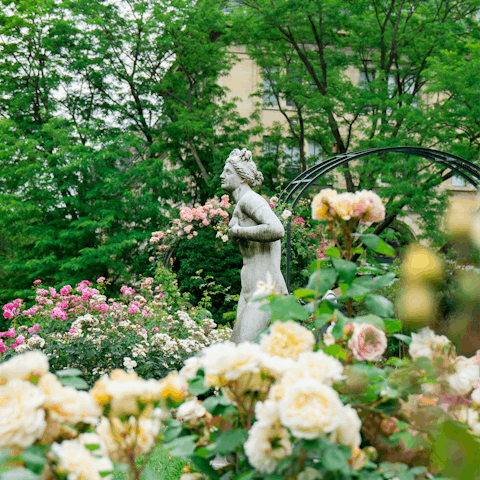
323;322;336;346
38;373;102;425
244;419;292;473
281;209;292;220
51;439;113;480
176;398;207;423
221;234;229;242
179;356;201;381
200;341;262;387
260;321;315;360
0;379;46;448
278;380;343;439
0;350;49;382
447;356;480;396
329;404;362;450
409;328;451;362
281;350;344;387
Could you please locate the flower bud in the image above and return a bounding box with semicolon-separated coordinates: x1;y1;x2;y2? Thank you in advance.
343;322;355;337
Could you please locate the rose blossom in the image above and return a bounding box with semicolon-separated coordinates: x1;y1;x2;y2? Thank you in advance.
347;323;387;362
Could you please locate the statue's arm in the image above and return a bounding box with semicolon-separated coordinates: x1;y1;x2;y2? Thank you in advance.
230;199;284;242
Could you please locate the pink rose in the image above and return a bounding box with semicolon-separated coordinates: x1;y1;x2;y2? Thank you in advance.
33;280;42;285
60;285;72;295
149;256;156;262
347;323;387;362
16;335;25;345
28;324;40;334
152;327;159;332
97;277;106;283
0;340;6;353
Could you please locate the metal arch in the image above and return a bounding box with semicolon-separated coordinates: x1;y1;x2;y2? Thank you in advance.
279;146;480;290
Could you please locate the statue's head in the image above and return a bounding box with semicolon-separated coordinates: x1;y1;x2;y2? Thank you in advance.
223;148;264;188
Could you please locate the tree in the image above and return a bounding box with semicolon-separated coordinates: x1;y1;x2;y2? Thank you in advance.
228;0;480;241
0;0;253;302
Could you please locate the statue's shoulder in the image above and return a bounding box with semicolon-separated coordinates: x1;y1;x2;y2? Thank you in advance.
238;190;269;213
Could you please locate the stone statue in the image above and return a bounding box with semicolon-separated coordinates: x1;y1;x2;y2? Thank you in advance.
220;148;288;343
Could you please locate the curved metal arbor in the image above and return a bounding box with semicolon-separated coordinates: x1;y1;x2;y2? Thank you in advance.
279;146;480;290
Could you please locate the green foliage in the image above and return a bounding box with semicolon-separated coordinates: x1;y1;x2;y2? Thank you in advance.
0;0;254;303
173;228;243;324
227;0;480;243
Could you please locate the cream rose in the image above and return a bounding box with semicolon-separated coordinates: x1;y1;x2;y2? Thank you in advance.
281;351;345;387
244;402;292;474
409;327;451;362
0;350;49;382
260;321;315;360
51;439;113;480
176;398;207;423
347;323;387;362
447;356;480;396
278;380;343;439
0;379;46;448
329;404;362;450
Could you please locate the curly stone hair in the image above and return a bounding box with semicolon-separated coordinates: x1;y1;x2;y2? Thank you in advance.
226;148;264;187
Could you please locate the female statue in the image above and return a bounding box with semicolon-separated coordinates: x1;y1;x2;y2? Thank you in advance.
220;148;288;343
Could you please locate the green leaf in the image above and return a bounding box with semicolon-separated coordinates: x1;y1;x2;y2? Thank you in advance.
58;376;89;390
188;377;211;396
370;272;396;290
0;470;40;480
84;444;100;451
212;430;248;455
331;258;357;284
56;368;83;377
358;234;395;257
202;396;231;414
293;288;316;300
315;313;334;329
162;424;182;443
345;283;371;299
384;318;402;333
0;451;10;463
269;295;309;322
165;436;197;457
321;446;351;472
21;450;46;475
353;314;385;331
307;268;337;295
324;246;341;258
324;344;347;360
331;310;349;339
364;294;394;317
393;334;412;344
190;457;220;480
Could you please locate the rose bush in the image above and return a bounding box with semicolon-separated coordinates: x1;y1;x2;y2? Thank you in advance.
0;268;231;386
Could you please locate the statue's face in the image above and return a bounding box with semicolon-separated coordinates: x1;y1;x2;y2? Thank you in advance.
220;162;243;192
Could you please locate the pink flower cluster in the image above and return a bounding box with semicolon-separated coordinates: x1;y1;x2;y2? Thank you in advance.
121;286;136;296
149;196;232;261
312;189;385;223
2;299;22;319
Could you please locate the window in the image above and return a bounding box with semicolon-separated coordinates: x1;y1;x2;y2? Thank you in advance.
263;68;279;107
285;143;301;173
262;137;279;158
452;175;466;187
359;70;375;88
308;140;323;161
